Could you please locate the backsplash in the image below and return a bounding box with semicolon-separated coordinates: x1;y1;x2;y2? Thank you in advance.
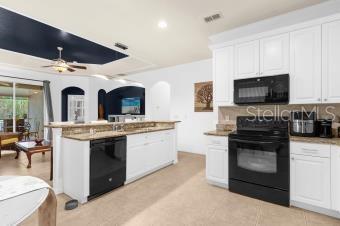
219;104;340;126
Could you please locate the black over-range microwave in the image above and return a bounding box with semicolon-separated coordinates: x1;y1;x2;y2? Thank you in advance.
233;74;289;105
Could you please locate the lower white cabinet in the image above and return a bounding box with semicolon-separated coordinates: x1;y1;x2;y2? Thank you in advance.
331;145;340;212
126;130;175;183
206;136;228;187
290;142;331;209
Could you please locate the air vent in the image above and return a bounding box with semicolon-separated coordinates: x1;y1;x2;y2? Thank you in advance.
115;42;128;50
204;13;222;23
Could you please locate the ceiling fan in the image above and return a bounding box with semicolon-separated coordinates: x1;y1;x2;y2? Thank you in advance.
42;47;87;73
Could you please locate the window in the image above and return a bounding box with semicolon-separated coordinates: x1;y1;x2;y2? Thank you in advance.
68;95;85;122
0;81;44;138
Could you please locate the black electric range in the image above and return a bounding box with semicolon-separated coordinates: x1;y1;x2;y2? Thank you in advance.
228;116;289;206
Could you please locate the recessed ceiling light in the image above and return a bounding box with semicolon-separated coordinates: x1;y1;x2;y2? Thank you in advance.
92;74;109;80
158;20;167;29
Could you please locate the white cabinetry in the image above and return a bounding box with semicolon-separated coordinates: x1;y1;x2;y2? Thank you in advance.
206;136;228;188
126;130;175;183
260;33;289;76
234;40;259;79
331;145;340;212
290;142;331;209
322;20;340;104
213;46;234;106
290;26;322;104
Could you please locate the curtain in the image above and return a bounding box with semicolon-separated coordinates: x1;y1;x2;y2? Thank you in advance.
43;80;54;141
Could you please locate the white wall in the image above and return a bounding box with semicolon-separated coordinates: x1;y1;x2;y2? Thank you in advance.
128;59;214;155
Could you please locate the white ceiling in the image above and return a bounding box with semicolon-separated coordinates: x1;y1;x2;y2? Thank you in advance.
0;0;327;77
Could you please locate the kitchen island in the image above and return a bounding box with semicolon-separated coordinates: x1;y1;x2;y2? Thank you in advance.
46;121;179;201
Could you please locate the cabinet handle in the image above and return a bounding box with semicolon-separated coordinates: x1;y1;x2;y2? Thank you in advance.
324;98;328;102
291;157;294;160
317;98;321;102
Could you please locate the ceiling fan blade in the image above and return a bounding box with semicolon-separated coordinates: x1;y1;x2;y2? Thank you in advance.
68;65;87;70
67;67;76;72
41;65;54;68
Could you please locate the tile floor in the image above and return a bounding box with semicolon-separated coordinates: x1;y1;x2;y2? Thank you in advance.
1;150;340;226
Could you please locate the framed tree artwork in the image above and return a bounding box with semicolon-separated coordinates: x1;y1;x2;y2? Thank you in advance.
194;81;213;112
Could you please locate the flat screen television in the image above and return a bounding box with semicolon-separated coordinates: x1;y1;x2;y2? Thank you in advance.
121;97;141;114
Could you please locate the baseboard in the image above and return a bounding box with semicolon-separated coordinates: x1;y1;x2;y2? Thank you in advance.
291;200;340;219
125;161;174;184
207;179;228;189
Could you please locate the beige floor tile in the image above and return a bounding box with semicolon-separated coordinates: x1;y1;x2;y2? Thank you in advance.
304;210;340;226
1;151;339;226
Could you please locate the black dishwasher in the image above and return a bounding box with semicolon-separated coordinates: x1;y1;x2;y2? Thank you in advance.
89;136;126;200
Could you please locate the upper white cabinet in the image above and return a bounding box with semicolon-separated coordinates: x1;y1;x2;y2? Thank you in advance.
331;145;340;212
234;40;259;79
212;18;340;106
289;26;322;104
213;46;234;106
322;20;340;104
260;33;289;76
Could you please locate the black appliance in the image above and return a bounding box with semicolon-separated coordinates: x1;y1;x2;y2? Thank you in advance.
234;74;289;105
317;120;333;138
89;136;126;200
229;116;290;206
290;111;317;137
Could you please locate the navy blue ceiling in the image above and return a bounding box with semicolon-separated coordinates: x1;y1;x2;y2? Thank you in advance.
0;7;128;64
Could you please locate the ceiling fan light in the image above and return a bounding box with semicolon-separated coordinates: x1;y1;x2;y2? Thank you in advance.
53;65;67;73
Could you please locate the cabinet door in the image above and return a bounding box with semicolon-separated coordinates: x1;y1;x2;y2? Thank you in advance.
126;144;147;180
147;140;164;171
322;20;340;103
290;154;330;209
206;146;228;185
163;132;174;164
331;145;340;212
290;26;322;104
260;33;289;76
213;46;234;105
234;40;259;79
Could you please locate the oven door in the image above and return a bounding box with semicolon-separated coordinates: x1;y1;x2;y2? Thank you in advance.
228;137;289;190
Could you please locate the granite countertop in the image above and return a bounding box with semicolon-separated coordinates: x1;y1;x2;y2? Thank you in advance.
290;136;340;146
45;121;180;128
204;130;234;137
63;126;175;141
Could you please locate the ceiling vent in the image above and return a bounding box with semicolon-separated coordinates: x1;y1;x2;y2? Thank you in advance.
204;13;222;23
115;42;128;50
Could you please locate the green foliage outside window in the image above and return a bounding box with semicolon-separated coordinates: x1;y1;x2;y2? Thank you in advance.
0;96;29;119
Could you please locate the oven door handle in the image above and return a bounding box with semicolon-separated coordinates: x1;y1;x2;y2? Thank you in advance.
229;138;277;145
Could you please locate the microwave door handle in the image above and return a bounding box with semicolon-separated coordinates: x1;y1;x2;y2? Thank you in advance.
229;138;275;145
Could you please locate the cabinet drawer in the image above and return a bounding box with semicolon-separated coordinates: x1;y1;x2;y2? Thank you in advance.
207;136;228;147
127;134;147;147
290;141;330;158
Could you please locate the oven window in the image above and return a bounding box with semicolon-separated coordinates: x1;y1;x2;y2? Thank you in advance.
238;87;268;98
237;148;277;173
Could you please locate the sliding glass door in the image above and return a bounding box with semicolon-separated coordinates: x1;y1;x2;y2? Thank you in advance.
0;80;44;139
0;81;14;132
